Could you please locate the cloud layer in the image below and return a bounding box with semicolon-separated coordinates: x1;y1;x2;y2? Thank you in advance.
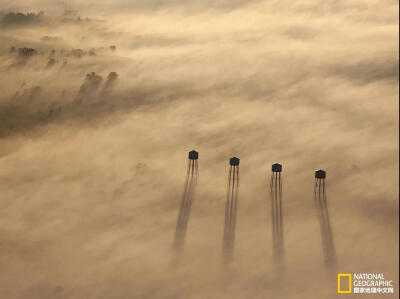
0;1;398;298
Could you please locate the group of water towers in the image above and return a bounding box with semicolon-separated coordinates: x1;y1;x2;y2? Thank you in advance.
187;149;327;191
175;150;334;266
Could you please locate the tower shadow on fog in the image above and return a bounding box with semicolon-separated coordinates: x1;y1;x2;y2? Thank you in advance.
222;157;240;263
270;163;284;265
173;150;198;251
314;170;337;268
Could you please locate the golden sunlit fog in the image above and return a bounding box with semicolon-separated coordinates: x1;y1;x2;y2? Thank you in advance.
0;1;398;298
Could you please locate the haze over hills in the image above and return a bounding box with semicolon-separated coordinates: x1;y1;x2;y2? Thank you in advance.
0;1;398;298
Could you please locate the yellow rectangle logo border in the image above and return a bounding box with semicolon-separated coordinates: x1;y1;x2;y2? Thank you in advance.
338;273;352;293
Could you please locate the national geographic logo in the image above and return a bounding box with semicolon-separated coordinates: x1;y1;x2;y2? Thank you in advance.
338;274;352;293
338;273;394;294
